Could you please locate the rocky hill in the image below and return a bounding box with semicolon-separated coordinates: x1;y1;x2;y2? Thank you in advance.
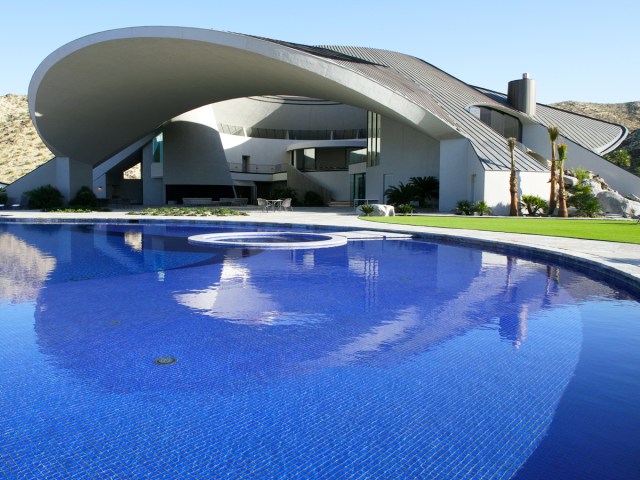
0;94;53;184
551;100;640;170
1;94;638;185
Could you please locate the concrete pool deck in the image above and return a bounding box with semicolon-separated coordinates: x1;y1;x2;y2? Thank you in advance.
2;207;640;293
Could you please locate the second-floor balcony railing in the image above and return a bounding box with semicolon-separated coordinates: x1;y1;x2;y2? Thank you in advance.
228;163;288;174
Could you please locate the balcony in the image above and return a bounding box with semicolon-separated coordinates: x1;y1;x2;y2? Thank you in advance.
228;163;288;174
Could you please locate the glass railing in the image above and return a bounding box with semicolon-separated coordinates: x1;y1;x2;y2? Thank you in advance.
228;163;288;174
219;123;366;141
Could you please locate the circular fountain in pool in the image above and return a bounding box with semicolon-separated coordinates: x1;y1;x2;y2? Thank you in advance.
188;231;348;249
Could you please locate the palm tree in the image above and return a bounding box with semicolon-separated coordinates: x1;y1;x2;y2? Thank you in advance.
507;137;519;216
556;143;569;217
408;176;439;207
547;125;560;215
384;182;416;206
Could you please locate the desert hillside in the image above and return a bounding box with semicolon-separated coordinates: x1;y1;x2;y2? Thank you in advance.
1;94;638;185
551;100;640;168
0;94;53;184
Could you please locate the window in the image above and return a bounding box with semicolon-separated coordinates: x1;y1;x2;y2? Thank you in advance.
348;148;367;165
351;173;366;202
367;112;381;167
470;107;522;141
152;132;163;163
303;149;316;170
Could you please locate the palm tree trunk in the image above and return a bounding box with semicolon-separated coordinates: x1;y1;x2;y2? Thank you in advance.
549;166;557;215
508;137;519;216
557;166;567;217
509;169;519;216
557;144;569;217
547;126;560;216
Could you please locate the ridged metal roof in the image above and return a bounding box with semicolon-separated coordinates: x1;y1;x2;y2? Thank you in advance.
256;37;625;172
479;89;627;155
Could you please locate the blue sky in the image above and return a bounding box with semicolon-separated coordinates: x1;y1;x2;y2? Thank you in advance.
2;0;638;104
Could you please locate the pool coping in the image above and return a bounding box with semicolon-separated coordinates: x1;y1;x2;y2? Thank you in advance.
2;210;639;296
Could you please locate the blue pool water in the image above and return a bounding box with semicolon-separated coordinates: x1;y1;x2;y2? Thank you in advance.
0;222;638;479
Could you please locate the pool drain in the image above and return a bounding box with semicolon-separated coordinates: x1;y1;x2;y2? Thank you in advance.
154;356;177;365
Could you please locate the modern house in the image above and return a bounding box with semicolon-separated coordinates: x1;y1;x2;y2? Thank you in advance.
7;27;638;212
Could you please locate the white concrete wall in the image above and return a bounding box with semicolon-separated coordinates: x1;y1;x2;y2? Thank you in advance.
64;158;93;202
219;133;291;168
304;171;350;201
523;123;640;197
367;116;440;202
163;106;233;186
5;156;91;205
482;171;513;215
477;169;549;215
439;139;480;212
5;158;58;204
518;171;550;203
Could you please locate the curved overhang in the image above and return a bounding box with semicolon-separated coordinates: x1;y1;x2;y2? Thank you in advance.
466;102;538;126
29;27;462;166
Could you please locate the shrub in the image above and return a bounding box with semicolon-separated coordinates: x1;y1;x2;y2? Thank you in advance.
303;190;325;207
604;149;631;168
0;189;7;205
473;201;492;216
455;200;474;215
360;204;375;216
70;186;98;209
520;195;548;216
568;184;602;217
25;184;64;210
270;186;298;205
572;167;591;183
398;204;414;215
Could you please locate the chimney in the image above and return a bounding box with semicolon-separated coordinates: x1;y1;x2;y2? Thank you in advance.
507;73;536;116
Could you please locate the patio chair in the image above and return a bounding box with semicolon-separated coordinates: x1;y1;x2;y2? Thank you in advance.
257;198;269;212
281;198;293;211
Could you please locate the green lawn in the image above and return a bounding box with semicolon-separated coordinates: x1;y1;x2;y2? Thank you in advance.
363;216;640;244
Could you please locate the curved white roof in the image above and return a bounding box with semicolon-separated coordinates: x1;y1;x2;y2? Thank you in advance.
29;27;625;171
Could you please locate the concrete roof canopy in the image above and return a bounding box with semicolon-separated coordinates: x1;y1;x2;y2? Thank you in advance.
29;27;461;167
30;26;625;171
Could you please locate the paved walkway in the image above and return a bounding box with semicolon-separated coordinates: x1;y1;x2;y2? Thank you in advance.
2;207;640;292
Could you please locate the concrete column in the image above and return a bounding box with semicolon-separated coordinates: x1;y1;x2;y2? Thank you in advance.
55;157;93;203
142;142;164;205
439;139;475;212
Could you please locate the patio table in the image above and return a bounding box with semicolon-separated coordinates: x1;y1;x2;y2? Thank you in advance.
266;199;283;211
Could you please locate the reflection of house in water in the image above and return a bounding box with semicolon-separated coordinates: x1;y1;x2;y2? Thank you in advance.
0;231;56;304
20;224;613;395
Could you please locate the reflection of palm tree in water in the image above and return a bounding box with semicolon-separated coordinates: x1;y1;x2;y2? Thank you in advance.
500;262;563;348
499;304;529;349
500;256;529;347
543;265;560;308
0;233;56;303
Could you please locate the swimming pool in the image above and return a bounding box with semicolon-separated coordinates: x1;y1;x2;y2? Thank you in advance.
1;222;638;479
